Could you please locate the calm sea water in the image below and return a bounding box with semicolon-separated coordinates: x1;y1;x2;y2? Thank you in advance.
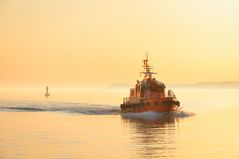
0;88;239;159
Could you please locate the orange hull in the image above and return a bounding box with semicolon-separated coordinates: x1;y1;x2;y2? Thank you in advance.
120;99;179;113
121;105;178;113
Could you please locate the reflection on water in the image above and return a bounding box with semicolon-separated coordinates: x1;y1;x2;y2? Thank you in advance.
121;113;179;159
1;89;239;159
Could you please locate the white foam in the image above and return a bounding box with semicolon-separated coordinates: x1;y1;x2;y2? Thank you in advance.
0;100;195;117
121;110;195;119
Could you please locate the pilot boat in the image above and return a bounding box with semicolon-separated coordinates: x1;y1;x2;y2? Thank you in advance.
120;55;180;113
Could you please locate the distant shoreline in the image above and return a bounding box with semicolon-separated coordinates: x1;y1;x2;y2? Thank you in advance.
108;81;239;89
169;81;239;89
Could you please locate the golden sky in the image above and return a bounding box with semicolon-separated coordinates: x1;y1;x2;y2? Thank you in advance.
1;0;239;86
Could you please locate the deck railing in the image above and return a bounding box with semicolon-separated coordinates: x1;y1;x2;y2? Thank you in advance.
123;96;161;104
123;97;143;104
123;95;177;104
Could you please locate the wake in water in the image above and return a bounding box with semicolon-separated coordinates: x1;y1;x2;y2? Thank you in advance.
0;100;120;115
0;100;195;118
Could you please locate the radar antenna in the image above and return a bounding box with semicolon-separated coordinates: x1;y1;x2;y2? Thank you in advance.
140;53;157;79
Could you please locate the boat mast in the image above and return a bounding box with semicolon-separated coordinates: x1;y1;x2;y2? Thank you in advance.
140;53;157;79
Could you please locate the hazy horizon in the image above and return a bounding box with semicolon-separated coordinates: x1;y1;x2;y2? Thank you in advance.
1;0;239;104
0;81;238;105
